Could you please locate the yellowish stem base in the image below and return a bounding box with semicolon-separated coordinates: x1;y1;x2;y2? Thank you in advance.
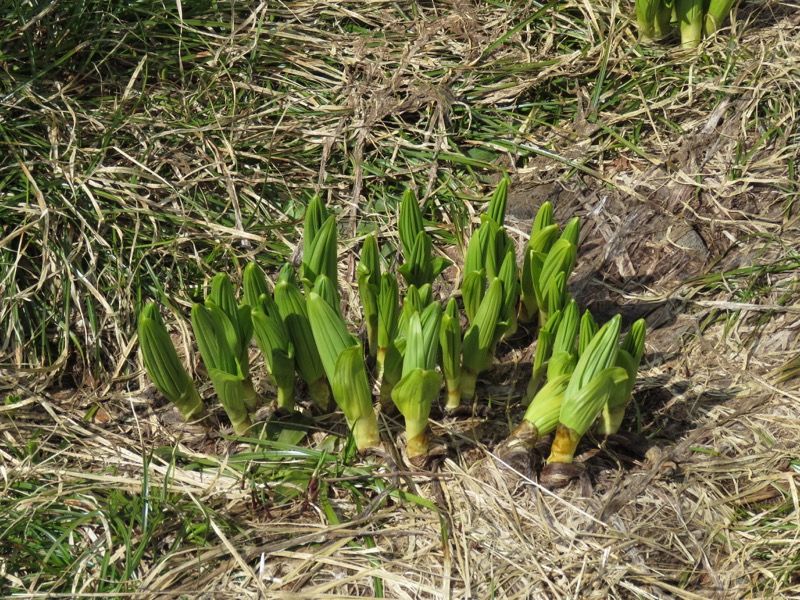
546;424;582;464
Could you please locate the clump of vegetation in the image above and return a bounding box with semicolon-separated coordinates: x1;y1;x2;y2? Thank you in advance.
137;302;205;423
636;0;738;47
138;183;648;470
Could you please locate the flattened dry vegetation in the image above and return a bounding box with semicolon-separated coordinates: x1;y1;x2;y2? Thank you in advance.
2;1;799;598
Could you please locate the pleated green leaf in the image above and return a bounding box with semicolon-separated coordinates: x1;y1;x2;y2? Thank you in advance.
440;298;462;409
312;273;339;310
546;349;577;380
207;366;251;435
531;201;555;238
303;195;329;258
464;229;485;276
419;302;442;372
398;229;433;287
251;309;295;410
525;309;560;403
274;267;326;390
402;313;426;378
399;188;424;260
578;309;598;357
552;299;579;356
497;249;519;327
206;302;242;368
559;366;628;436
138;303;204;422
307;291;357;384
621;318;647;365
527;223;559;255
191;303;237;376
462;277;503;373
417;283;433;308
209;273;241;341
595;319;647;435
357;234;381;357
559;216;581;250
236;303;253;360
377;272;399;352
302;215;338;295
566;314;622;401
519;247;542;324
430;255;453;280
331;344;381;451
537;239;576;304
486;176;509;226
523;373;571;435
243;262;275;314
462;269;487;325
542;271;567;322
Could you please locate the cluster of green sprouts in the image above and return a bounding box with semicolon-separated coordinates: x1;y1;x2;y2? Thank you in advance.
635;0;737;48
139;182;646;468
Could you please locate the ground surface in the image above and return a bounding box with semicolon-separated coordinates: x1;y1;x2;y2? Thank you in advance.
2;1;800;598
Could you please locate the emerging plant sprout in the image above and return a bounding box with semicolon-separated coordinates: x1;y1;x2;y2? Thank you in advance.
547;315;629;465
597;318;647;435
397;188;451;288
440;298;463;411
460;277;506;403
357;234;381;359
138;302;205;423
307;289;381;453
391;305;442;462
190;301;253;435
274;264;331;411
636;0;738;48
251;302;296;412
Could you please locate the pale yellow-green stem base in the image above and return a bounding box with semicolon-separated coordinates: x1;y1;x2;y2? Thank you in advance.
460;369;478;403
444;379;461;411
546;424;582;464
308;378;331;411
504;313;518;340
242;379;260;411
221;400;252;436
232;414;253;436
678;0;704;50
352;416;381;452
538;308;550;330
174;386;206;423
680;29;702;49
376;346;387;381
704;14;723;36
276;385;295;412
595;403;627;436
406;429;431;462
